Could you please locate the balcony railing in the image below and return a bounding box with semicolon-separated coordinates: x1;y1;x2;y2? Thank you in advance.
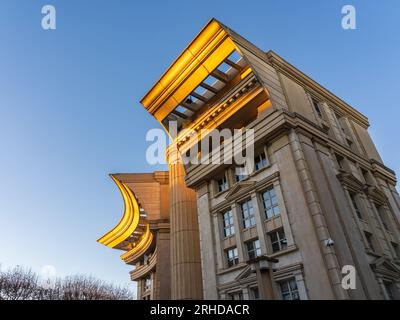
130;249;157;281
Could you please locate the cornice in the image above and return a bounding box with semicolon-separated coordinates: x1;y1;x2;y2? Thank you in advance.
224;181;256;202
336;171;364;193
366;186;388;204
140;19;236;121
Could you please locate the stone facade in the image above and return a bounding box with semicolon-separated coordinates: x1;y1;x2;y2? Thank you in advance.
183;47;400;300
101;19;400;300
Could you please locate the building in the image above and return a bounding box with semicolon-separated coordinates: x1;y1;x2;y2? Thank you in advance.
98;172;171;300
100;19;400;300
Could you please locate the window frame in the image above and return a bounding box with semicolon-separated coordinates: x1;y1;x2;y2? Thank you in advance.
335;153;345;170
391;242;400;260
349;192;363;220
240;199;256;229
226;247;239;267
222;209;235;238
246;239;262;260
311;98;323;119
234;164;248;182
144;275;152;292
364;231;376;252
375;203;390;231
383;281;395;300
216;173;229;194
250;286;260;300
254;147;269;172
269;228;288;253
261;186;281;220
279;278;300;300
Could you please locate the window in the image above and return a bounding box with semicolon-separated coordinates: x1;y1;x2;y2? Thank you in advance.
144;275;152;291
241;200;256;228
222;210;235;237
250;287;260;300
383;281;395;300
235;165;248;182
335;154;345;170
226;247;239;267
247;239;262;260
279;278;300;300
361;168;372;185
228;291;243;300
364;231;375;252
392;242;400;259
269;228;287;253
347;139;354;150
312;98;323;119
217;175;228;193
335;112;346;135
261;186;280;219
254;151;268;171
349;192;363;220
375;204;390;231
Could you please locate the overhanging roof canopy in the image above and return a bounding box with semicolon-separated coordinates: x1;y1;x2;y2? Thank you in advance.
140;19;258;125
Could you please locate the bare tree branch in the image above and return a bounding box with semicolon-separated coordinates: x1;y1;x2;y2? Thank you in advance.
0;265;133;300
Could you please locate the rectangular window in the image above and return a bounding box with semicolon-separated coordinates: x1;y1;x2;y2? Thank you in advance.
349;192;363;220
217;175;228;193
269;228;287;253
226;247;239;267
335;112;346;135
335;154;345;170
364;231;375;252
144;275;152;291
247;239;262;260
279;278;300;300
375;204;390;231
312;98;323;119
361;168;372;185
241;199;256;228
222;210;235;237
250;287;260;300
228;291;243;300
392;242;400;259
235;165;248;182
254;151;268;171
383;281;395;300
261;186;281;219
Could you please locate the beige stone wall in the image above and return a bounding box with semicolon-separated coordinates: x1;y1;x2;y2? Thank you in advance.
352;122;383;163
279;74;316;122
185;50;400;299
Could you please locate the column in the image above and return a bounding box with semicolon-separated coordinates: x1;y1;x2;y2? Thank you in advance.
253;261;275;299
168;147;203;299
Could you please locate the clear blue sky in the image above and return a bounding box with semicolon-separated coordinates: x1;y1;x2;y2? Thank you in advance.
0;0;399;290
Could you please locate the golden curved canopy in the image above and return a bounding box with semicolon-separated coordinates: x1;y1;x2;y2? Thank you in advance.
97;175;141;248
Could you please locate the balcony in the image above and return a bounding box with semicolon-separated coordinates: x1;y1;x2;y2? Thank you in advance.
130;249;157;281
